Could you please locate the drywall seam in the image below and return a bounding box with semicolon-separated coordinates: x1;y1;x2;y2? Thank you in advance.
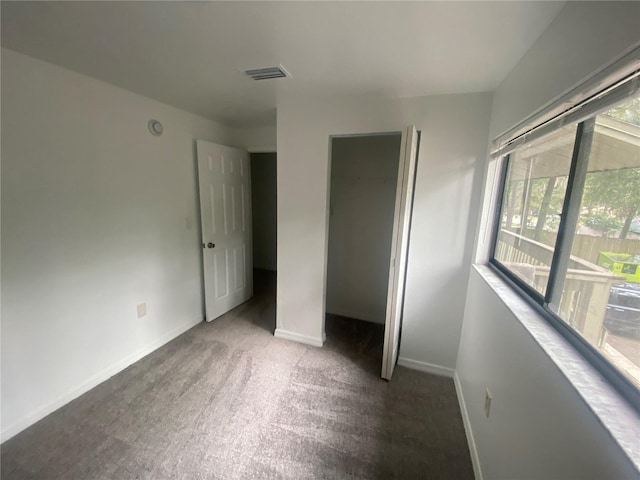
397;357;455;378
274;328;324;347
1;317;202;443
454;371;483;480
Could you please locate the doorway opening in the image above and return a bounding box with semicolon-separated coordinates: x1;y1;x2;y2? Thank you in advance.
325;133;403;376
250;152;277;332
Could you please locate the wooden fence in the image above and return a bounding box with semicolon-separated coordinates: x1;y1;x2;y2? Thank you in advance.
515;229;639;265
496;230;624;347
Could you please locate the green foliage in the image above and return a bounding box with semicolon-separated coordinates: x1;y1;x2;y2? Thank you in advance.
528;177;566;216
582;168;640;219
583;211;623;237
581;167;640;238
604;97;640;126
582;96;640;237
503;96;640;239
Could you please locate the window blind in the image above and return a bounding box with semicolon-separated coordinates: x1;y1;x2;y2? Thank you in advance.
491;44;640;159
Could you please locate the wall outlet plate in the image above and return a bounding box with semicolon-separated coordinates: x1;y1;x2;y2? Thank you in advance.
484;388;493;418
137;303;147;318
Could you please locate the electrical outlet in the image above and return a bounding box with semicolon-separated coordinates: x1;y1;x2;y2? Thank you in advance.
484;388;493;418
137;303;147;318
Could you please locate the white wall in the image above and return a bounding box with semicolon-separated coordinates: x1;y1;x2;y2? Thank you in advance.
326;134;401;324
0;48;236;441
490;1;640;139
276;91;492;362
458;2;640;478
250;153;277;271
458;269;638;479
233;125;277;153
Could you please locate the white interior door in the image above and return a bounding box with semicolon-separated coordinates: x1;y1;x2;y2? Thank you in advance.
381;126;419;380
196;140;253;322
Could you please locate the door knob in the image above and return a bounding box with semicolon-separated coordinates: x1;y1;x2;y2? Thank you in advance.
207;242;215;248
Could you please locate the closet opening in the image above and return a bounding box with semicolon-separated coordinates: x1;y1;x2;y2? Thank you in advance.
325;133;403;376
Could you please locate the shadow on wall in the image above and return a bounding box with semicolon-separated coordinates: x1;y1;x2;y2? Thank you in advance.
401;151;482;360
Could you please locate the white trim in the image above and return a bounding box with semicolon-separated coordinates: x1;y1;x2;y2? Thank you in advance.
1;317;202;443
397;357;455;378
397;357;482;479
274;328;324;347
454;372;483;480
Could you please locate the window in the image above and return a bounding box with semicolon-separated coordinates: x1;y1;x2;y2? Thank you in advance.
494;124;576;297
491;91;640;399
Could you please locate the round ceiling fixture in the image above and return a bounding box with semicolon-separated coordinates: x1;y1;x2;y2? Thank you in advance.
148;119;163;136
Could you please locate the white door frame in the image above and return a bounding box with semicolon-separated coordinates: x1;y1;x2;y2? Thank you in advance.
322;131;403;339
322;128;419;380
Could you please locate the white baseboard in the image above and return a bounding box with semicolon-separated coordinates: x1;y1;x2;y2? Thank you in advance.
454;372;483;480
397;358;481;479
397;357;455;378
274;328;324;347
1;317;202;444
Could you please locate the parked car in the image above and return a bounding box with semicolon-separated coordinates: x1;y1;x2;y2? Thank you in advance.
604;282;640;337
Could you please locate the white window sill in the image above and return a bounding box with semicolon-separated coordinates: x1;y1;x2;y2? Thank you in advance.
474;264;640;471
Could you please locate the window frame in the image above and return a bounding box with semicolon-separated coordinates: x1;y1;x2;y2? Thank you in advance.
489;108;640;410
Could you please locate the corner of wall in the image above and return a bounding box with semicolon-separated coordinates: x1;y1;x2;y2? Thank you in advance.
274;328;324;347
232;124;277;151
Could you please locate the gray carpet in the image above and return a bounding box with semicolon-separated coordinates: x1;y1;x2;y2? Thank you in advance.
1;270;474;479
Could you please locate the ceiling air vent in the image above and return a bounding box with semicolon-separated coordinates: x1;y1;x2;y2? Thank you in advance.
245;65;290;81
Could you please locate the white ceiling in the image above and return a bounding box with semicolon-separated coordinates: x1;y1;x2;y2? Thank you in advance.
1;1;565;128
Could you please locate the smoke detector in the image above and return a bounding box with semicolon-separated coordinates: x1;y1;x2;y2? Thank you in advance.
148;119;163;136
245;65;290;81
